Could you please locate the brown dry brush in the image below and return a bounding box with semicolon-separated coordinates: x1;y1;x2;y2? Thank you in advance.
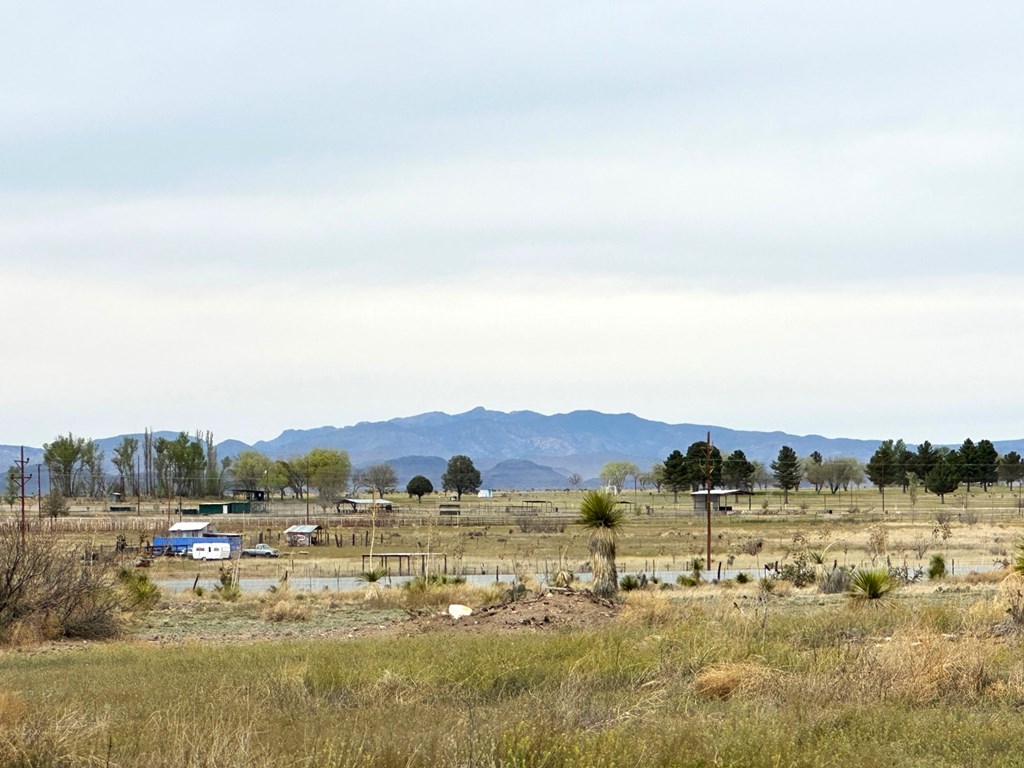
0;525;122;644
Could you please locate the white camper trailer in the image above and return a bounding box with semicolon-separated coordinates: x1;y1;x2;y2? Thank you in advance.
191;542;231;561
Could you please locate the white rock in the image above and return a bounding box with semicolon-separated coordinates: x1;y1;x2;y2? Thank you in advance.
448;604;473;620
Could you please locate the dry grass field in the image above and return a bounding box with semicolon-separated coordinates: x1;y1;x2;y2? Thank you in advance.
2;485;1024;766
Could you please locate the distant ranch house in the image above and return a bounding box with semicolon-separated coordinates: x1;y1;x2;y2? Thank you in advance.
690;489;754;513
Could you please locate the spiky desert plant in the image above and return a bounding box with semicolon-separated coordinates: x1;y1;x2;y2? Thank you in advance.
577;490;626;599
848;568;897;604
356;567;388;599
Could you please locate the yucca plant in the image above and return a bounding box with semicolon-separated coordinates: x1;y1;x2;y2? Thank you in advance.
848;568;897;604
577;490;626;599
357;567;389;599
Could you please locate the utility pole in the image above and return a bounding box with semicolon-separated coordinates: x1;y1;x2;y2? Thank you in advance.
702;431;714;572
15;447;33;538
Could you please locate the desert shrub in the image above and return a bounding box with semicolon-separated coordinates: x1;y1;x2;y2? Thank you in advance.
118;567;162;611
928;554;947;580
676;574;699;587
778;553;816;587
0;527;122;644
740;539;763;556
262;598;314;622
735;572;751;584
619;574;641;592
817;566;852;594
848;568;897;604
214;566;241;602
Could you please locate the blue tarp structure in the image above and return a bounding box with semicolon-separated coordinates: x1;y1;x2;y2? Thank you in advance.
151;535;241;555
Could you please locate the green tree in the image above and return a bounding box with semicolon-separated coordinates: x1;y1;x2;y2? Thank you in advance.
866;439;901;511
893;439;915;492
442;455;481;501
80;440;106;499
599;461;638;495
648;462;665;492
306;448;352;511
3;466;18;511
682;441;722;491
279;456;312;499
750;461;771;490
663;450;688;502
112;437;138;497
822;457;864;494
364;463;398;498
804;451;825;493
959;438;979;492
915;440;940;480
406;475;434;501
975;439;999;491
771;446;801;504
42;488;70;518
164;432;205;497
231;451;272;492
722;449;755;491
576;490;626;599
925;452;961;503
43;434;86;497
999;451;1024;490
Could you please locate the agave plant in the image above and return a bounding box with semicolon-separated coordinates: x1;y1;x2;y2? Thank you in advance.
577;490;626;599
848;568;897;604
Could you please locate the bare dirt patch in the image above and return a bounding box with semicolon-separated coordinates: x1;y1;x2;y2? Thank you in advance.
384;589;620;637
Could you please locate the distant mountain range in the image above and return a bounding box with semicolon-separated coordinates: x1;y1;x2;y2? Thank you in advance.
7;408;1024;491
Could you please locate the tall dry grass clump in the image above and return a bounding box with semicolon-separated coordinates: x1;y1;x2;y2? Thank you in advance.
618;591;684;627
691;661;778;700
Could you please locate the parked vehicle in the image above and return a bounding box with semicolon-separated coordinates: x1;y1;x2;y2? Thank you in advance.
191;542;232;561
241;543;279;558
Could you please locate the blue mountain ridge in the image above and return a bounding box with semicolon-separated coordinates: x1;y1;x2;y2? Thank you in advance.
7;410;1024;491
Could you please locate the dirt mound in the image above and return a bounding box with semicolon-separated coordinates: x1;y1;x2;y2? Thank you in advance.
395;589;620;636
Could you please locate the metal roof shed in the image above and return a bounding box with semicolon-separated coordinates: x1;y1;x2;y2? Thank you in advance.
169;521;215;535
283;524;323;546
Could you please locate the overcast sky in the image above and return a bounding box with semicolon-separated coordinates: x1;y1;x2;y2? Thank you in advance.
3;1;1023;448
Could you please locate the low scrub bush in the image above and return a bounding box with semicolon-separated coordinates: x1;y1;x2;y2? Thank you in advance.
0;527;122;644
928;554;947;580
817;566;852;594
118;567;161;611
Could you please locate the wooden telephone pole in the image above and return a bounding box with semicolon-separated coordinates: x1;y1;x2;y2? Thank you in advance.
14;447;33;537
702;432;714;571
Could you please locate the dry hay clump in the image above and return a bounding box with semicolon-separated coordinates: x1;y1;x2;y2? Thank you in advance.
691;661;778;700
849;630;994;704
618;591;685;628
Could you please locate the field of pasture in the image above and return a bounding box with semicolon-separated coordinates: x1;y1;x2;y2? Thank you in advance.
3;485;1024;766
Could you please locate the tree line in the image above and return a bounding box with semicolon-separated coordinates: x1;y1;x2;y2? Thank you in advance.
4;431;488;513
597;436;1024;507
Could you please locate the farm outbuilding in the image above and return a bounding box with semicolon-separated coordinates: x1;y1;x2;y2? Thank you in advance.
152;521;242;555
283;524;323;547
198;501;251;515
337;498;393;513
690;489;754;513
